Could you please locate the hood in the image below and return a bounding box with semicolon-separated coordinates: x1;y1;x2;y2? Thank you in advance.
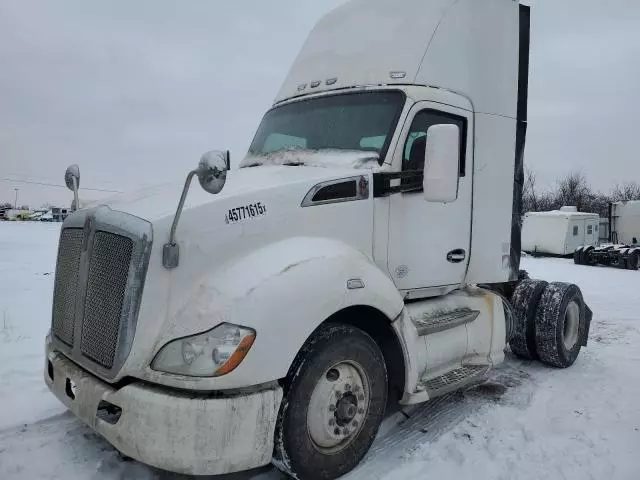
97;164;365;222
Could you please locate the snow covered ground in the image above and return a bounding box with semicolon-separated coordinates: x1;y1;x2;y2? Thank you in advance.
1;221;639;479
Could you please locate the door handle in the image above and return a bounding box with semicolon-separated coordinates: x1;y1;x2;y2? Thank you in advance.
447;249;466;263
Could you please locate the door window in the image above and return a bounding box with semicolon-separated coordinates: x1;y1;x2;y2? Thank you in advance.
403;110;467;174
573;226;579;236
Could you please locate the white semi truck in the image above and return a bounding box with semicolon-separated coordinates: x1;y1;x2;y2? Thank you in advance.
45;1;593;478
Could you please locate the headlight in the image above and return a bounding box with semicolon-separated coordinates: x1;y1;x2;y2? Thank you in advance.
151;323;256;377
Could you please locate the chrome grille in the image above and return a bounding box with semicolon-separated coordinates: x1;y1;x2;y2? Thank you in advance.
51;229;84;346
50;207;152;380
80;232;133;368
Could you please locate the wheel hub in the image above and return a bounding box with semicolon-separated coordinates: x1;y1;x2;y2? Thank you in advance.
336;394;357;424
306;361;370;454
563;300;580;350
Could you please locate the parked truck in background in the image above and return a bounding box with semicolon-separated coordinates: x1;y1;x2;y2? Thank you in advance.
44;1;593;478
610;200;640;245
573;200;640;270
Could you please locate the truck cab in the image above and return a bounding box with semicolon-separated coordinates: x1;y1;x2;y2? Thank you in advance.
44;1;592;479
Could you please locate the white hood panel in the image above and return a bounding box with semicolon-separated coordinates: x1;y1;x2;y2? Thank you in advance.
99;165;360;222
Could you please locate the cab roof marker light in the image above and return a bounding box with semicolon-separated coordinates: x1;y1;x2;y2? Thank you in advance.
389;71;406;79
326;78;338;85
310;80;321;88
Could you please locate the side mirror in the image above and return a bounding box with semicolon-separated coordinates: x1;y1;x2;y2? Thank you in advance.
164;149;230;269
64;164;80;191
197;150;229;195
423;124;460;203
64;164;80;211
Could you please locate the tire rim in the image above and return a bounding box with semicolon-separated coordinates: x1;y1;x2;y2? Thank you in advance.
306;360;370;454
563;300;580;350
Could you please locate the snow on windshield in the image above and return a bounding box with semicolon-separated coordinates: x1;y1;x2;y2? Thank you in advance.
245;91;404;169
240;148;380;169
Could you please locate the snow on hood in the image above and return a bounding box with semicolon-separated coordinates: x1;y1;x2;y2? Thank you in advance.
93;165;364;222
240;148;380;169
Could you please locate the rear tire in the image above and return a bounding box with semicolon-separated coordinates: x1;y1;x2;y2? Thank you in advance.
614;251;626;268
273;324;387;480
626;251;639;270
535;282;585;368
509;279;548;360
582;246;595;265
573;248;582;265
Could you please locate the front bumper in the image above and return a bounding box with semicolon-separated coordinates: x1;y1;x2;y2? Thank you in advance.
44;343;283;476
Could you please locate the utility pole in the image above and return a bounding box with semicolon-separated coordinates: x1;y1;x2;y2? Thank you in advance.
14;188;19;209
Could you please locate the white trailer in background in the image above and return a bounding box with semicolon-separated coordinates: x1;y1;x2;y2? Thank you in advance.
610;200;640;245
522;209;599;256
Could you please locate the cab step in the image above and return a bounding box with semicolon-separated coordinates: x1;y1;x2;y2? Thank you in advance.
422;364;489;398
412;307;480;336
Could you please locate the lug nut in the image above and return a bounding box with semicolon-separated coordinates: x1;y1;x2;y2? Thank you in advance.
334;428;340;435
343;428;350;436
329;404;336;412
345;384;351;391
335;391;342;398
352;420;359;427
358;394;365;401
358;407;364;414
354;385;360;392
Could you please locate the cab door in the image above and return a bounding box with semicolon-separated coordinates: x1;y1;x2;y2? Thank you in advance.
387;102;473;292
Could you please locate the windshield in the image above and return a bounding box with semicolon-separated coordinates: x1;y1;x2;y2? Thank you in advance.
243;91;405;167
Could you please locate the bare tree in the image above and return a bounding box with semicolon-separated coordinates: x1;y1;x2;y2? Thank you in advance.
583;192;610;218
537;191;557;212
522;168;563;214
518;168;637;218
611;182;640;202
556;171;592;211
522;168;539;213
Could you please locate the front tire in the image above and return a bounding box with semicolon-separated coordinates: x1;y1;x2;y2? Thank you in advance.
535;282;585;368
273;324;387;480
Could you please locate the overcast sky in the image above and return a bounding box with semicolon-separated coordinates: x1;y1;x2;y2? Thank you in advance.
1;0;639;207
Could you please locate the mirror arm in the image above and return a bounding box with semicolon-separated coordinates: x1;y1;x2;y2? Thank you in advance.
72;177;79;212
163;169;197;270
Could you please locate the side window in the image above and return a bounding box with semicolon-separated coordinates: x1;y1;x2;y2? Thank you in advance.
587;225;593;235
573;226;579;236
402;110;466;175
263;133;306;154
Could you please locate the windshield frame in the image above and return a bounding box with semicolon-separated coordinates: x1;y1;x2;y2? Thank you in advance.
247;89;407;166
